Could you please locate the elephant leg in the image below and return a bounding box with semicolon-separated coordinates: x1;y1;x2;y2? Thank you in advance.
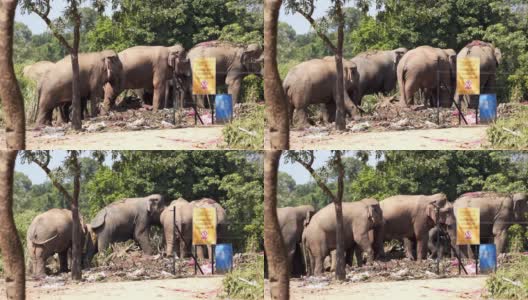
324;102;336;124
59;250;69;273
494;227;508;253
89;97;98;118
294;108;310;128
403;238;415;260
330;250;336;272
354;244;363;267
196;245;206;261
34;247;47;276
416;235;428;261
314;254;324;276
227;78;242;105
152;78;167;111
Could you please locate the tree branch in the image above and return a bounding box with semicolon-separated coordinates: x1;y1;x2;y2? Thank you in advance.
295;157;337;201
26;152;74;203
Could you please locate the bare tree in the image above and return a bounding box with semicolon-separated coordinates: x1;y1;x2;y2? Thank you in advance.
284;0;349;130
0;150;25;300
22;0;86;130
21;150;83;280
0;0;26;149
285;150;347;280
264;150;289;299
265;0;290;149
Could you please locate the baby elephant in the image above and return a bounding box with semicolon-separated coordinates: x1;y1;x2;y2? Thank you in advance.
26;208;87;277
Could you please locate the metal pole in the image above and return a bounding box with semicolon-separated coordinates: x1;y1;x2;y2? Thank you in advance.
212;244;215;275
194;245;197;275
437;58;441;125
475;245;479;275
436;205;440;274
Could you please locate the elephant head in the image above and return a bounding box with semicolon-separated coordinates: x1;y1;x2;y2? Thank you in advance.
513;192;528;221
168;44;191;77
366;201;383;227
426;193;449;224
146;194;165;223
393;48;408;66
494;47;502;66
241;43;263;75
101;50;123;85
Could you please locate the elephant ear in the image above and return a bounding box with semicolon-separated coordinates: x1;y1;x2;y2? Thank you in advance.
393;48;407;65
241;44;262;67
90;209;107;230
494;47;502;66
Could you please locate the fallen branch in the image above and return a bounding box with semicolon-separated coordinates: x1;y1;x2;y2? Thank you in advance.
501;277;522;287
502;127;522;137
237;277;257;286
238;127;257;137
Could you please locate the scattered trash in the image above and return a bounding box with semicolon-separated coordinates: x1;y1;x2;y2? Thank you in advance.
348;271;370;282
501;277;522;287
85;122;106;132
350;122;370;132
237;277;257;286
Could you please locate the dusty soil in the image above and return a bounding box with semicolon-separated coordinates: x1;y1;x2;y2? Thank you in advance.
280;276;487;300
16;126;225;150
3;276;224;300
287;126;488;150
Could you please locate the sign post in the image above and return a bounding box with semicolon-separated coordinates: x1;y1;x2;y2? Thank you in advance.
456;207;480;274
192;58;216;125
192;207;217;275
456;57;481;123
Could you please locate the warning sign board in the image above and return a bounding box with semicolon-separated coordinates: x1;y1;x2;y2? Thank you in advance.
192;207;217;245
456;57;480;95
456;207;480;245
192;57;216;95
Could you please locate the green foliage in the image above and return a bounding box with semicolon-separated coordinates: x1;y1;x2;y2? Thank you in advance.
222;104;264;150
487;105;528;149
486;254;528;300
507;224;527;253
222;254;264;300
279;1;528;101
279;151;528;208
14;210;40;251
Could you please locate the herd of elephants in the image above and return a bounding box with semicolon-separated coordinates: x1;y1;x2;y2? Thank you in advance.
25;195;227;277
283;40;502;127
22;41;263;126
278;191;527;276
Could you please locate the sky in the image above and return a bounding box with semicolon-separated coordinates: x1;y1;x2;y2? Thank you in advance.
17;1;374;34
279;151;380;185
15;151;114;184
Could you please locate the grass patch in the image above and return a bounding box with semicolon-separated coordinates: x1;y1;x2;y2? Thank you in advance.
222;103;264;150
486;254;528;300
222;254;264;300
487;104;528;149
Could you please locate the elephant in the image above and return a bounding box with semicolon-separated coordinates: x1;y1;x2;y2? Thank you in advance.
283;57;360;128
36;50;123;126
189;198;228;261
22;61;55;83
185;41;263;106
277;205;315;276
397;46;457;107
84;194;165;265
380;193;452;261
160;197;193;258
456;41;502;108
103;44;189;112
26;209;88;276
302;199;383;275
351;48;408;105
450;192;528;258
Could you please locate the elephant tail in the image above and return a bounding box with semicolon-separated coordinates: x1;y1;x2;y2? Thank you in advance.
301;231;311;276
30;233;59;246
398;64;407;103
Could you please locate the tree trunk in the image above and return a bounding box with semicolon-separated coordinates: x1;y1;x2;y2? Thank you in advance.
264;150;289;299
70;151;82;280
334;151;346;280
0;150;25;300
264;0;289;150
334;1;346;131
0;0;26;149
70;10;82;131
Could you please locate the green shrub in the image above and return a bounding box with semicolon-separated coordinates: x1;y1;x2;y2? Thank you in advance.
222;254;264;300
240;75;263;104
14;210;40;251
487;105;528;149
486;254;528;300
507;224;527;253
222;103;264;150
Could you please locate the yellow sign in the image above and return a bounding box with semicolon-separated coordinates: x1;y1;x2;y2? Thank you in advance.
456;208;480;245
456;57;480;95
192;207;217;245
192;57;216;95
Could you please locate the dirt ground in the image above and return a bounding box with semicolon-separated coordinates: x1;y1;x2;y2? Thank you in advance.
0;276;224;300
288;126;488;150
277;276;487;300
14;126;225;150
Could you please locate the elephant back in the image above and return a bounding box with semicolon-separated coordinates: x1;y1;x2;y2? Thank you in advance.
91;208;107;230
28;209;72;245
